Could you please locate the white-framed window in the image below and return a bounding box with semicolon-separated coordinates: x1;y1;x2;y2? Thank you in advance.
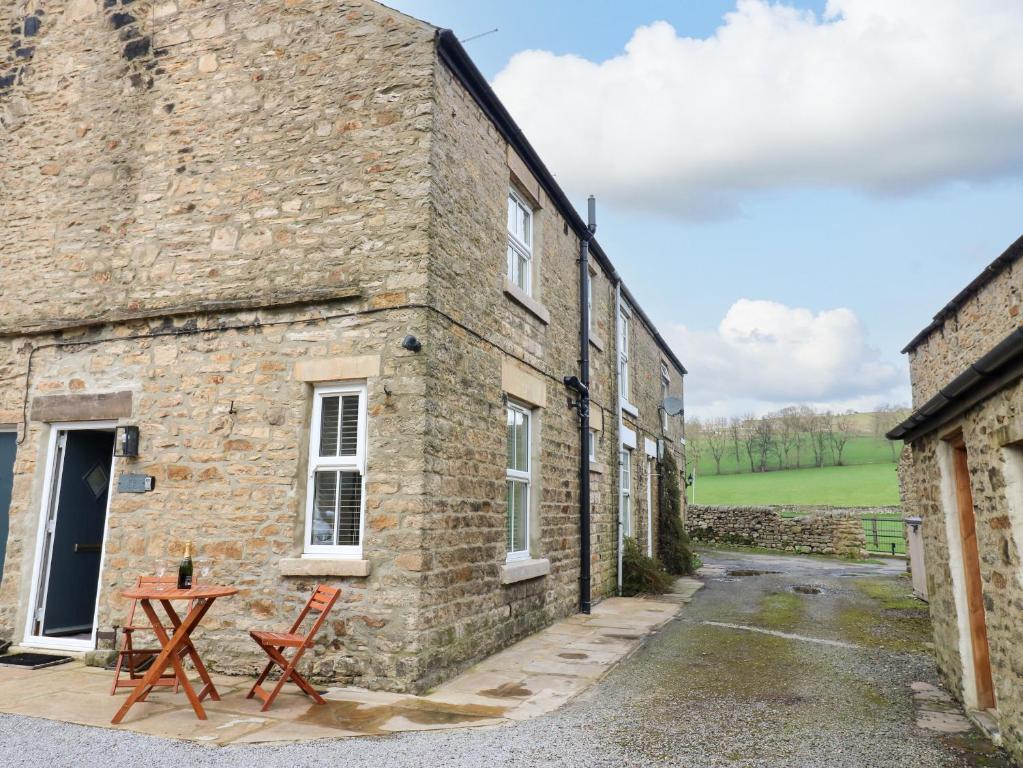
506;401;532;561
619;306;631;402
305;383;367;556
620;448;632;537
660;362;671;431
507;188;533;295
589;428;600;463
587;270;594;333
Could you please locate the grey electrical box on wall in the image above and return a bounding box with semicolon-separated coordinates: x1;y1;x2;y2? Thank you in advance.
117;474;155;493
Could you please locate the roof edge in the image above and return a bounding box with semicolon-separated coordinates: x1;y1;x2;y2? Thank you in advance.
435;29;687;376
887;326;1023;442
901;233;1023;354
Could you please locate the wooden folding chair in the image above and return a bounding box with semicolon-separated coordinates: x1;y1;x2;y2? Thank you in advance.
246;584;341;711
110;575;197;695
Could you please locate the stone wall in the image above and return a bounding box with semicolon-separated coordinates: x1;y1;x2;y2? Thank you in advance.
901;386;1023;762
900;249;1023;763
0;0;689;696
906;259;1022;407
686;505;867;557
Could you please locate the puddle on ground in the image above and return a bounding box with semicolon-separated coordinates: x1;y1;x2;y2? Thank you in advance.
557;652;589;660
603;633;643;641
727;569;781;577
479;681;533;699
791;585;823;595
299;698;507;734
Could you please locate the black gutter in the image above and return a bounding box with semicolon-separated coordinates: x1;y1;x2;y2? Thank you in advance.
901;234;1023;354
435;28;687;377
887;326;1023;443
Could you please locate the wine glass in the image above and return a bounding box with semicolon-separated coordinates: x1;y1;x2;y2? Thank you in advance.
155;564;167;579
199;561;212;584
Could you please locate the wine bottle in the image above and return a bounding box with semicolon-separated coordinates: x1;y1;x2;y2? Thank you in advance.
177;541;193;589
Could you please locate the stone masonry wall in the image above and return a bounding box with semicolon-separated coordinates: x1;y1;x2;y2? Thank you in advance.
0;305;434;690
906;259;1022;407
900;245;1023;762
414;57;687;687
901;381;1023;763
686;505;867;557
0;0;436;334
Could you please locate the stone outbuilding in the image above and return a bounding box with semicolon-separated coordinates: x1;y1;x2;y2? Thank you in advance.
0;0;687;693
891;234;1023;762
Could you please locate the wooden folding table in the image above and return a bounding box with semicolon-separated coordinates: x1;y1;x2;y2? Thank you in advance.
111;584;238;725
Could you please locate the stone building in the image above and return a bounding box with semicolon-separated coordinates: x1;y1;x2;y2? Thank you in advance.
0;0;687;693
891;234;1023;761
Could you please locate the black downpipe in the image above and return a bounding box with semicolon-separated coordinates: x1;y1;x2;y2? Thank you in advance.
578;196;596;614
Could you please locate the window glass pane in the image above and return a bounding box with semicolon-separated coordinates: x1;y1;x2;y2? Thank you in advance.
339;394;359;456
521;206;530;245
516;253;529;290
312;471;338;546
337;470;362;546
516;410;529;472
508;195;516;234
506;481;515;551
508;479;527;553
506;407;516;468
318;396;340;456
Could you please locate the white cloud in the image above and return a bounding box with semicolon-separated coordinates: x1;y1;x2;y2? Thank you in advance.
665;299;908;417
492;0;1023;217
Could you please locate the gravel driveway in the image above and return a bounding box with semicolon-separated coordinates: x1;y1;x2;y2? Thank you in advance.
0;549;1007;767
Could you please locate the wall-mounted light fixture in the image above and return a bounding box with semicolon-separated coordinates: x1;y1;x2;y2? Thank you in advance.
114;425;140;458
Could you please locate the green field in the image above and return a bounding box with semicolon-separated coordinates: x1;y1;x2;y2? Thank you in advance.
689;462;900;507
697;435;900;476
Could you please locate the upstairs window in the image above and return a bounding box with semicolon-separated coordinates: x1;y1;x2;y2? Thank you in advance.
306;383;367;556
507;189;533;295
506;402;532;561
660;362;671;431
589;427;600;463
619;307;631;402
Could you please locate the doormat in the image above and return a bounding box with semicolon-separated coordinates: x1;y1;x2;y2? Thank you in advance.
0;653;73;670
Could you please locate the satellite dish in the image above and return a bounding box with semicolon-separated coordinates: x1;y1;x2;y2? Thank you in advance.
662;397;685;417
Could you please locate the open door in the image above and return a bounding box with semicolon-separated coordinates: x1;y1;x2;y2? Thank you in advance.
0;429;15;583
28;427;114;647
951;438;996;711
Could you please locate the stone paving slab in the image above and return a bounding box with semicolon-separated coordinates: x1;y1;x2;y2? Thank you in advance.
0;578;701;745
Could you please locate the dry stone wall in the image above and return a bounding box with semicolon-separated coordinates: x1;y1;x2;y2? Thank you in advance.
686;505;868;557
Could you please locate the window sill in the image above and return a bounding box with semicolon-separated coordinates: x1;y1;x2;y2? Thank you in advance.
589;461;605;474
500;557;551;585
589;332;605;352
621;399;639;418
280;557;371;577
504;280;551;325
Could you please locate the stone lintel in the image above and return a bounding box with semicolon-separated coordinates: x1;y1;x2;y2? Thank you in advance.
503;280;551;325
508;147;543;209
502;357;547;408
30;391;132;423
500;557;551;585
279;557;371;577
295;354;381;383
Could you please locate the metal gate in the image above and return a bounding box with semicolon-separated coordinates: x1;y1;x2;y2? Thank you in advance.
861;516;906;556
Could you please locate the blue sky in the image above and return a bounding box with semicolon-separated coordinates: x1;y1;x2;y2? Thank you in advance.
388;0;1023;417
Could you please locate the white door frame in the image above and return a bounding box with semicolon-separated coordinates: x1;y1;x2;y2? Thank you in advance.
23;421;117;652
646;457;654;556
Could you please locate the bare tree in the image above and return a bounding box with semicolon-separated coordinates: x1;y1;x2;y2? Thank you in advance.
704;418;730;475
876;404;911;461
740;413;758;473
776;407;802;469
830;411;853;466
728;417;742;469
686;418;703;475
752;416;776;472
807;409;829;468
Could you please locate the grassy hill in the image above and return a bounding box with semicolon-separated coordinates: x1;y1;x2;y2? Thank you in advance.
696;434;900;477
689;463;900;507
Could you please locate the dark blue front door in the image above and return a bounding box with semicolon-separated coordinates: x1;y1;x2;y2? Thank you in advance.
41;430;114;637
0;431;15;584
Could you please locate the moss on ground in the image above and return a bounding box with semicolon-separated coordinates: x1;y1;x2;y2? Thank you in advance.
755;591;806;632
